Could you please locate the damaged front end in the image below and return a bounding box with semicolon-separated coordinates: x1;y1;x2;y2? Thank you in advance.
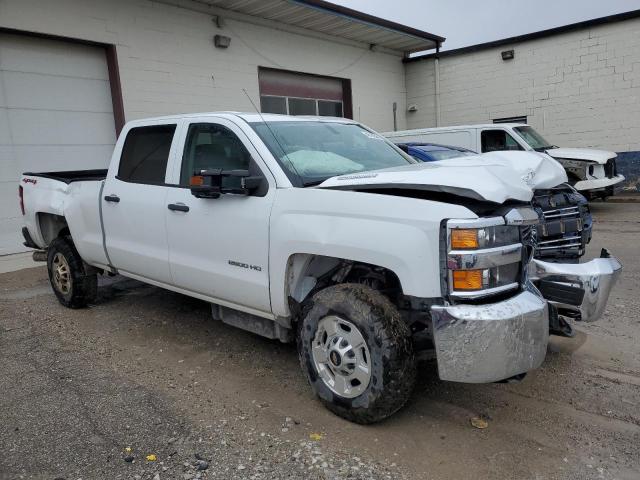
532;184;592;260
431;288;549;383
529;249;622;323
430;207;622;384
430;208;548;383
550;153;625;199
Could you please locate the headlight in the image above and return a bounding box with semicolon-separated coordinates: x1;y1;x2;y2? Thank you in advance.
451;263;521;292
555;158;597;181
451;225;520;250
445;215;529;299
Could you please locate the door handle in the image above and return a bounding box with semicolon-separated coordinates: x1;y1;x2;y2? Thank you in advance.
104;194;120;203
168;203;189;212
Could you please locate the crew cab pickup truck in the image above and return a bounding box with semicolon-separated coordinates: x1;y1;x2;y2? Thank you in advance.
19;113;621;423
384;124;625;200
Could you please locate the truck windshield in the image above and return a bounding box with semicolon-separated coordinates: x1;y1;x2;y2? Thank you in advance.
250;121;415;186
513;126;557;152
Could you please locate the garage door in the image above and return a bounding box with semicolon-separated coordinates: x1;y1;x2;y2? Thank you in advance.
0;33;117;255
258;67;351;118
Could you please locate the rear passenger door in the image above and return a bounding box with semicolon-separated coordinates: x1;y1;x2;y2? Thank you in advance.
102;122;179;284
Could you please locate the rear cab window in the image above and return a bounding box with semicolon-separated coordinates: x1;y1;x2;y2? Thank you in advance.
480;129;524;153
117;125;177;184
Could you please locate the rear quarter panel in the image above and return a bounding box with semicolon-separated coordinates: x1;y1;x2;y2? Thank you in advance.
20;175;68;247
20;175;107;266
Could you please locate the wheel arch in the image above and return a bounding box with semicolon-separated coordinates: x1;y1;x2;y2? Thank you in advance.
278;252;404;321
37;212;70;246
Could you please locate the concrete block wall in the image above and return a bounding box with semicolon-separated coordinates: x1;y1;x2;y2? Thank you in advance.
0;0;407;132
405;17;640;154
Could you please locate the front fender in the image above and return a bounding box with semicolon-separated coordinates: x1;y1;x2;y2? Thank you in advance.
269;188;476;318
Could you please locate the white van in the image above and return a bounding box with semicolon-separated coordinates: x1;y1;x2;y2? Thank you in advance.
384;124;625;199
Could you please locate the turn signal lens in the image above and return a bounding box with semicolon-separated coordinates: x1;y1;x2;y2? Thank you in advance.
190;175;204;186
452;270;483;290
451;229;478;249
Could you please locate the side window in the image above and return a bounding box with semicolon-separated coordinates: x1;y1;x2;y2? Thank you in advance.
180;123;251;185
481;130;524;153
118;125;176;184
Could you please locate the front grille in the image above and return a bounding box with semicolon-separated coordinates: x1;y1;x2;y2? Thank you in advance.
532;185;592;260
542;205;581;221
604;158;617;178
537;235;582;251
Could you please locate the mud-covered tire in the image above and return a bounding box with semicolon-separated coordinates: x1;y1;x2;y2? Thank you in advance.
47;236;97;308
297;283;416;424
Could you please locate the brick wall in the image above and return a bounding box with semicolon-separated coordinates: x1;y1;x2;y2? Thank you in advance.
405;17;640;153
0;0;407;132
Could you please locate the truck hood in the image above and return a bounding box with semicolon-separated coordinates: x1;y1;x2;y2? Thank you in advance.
546;147;616;164
318;151;567;204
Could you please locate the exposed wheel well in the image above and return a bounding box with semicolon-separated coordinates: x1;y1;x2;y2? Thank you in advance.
285;254;403;317
285;254;434;351
37;213;69;246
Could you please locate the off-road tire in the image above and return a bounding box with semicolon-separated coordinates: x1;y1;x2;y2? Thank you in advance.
47;236;97;308
297;283;416;424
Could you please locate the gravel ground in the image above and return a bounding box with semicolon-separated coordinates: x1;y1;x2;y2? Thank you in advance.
1;202;639;480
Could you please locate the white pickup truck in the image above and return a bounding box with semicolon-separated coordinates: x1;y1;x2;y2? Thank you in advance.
19;113;621;423
384;124;625;200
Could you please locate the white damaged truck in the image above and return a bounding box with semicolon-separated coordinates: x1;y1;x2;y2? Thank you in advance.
19;113;621;423
384;123;625;200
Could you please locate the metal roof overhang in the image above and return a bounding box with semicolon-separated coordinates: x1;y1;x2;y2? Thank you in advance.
179;0;444;54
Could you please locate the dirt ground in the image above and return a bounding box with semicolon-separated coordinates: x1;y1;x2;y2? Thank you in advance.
1;202;639;480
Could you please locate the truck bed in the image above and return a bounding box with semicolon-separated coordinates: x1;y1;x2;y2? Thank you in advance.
22;169;108;184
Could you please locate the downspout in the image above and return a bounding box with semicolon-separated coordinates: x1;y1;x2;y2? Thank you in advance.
434;42;441;127
392;101;398;131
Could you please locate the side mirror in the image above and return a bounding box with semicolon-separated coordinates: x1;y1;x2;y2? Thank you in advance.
189;169;262;199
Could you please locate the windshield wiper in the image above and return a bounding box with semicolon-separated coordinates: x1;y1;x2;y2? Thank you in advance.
534;145;557;152
302;179;327;187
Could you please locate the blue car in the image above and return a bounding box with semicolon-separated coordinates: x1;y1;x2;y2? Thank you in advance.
395;142;476;162
394;142;593;265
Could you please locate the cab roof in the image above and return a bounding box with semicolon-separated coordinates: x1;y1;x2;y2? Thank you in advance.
125;112;359;126
385;123;530;136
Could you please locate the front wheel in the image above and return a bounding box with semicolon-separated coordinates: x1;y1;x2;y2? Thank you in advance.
297;283;416;424
47;236;97;308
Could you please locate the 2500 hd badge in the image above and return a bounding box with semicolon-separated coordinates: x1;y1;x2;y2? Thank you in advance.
228;260;262;272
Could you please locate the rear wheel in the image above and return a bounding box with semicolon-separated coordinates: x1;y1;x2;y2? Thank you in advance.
297;283;416;424
47;236;97;308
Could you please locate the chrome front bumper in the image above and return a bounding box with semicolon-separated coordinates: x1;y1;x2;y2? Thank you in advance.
573;174;625;192
431;289;549;383
529;249;622;322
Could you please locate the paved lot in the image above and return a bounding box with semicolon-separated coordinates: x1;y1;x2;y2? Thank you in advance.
1;202;639;480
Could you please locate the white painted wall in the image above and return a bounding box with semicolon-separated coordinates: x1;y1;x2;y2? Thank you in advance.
405;17;640;152
0;0;407;133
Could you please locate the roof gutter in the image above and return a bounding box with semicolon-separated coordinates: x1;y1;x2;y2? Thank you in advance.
405;8;640;62
291;0;445;45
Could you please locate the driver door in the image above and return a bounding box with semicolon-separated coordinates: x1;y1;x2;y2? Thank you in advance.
165;118;275;315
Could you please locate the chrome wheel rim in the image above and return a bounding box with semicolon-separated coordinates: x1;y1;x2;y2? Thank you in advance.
312;315;371;399
52;253;71;294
